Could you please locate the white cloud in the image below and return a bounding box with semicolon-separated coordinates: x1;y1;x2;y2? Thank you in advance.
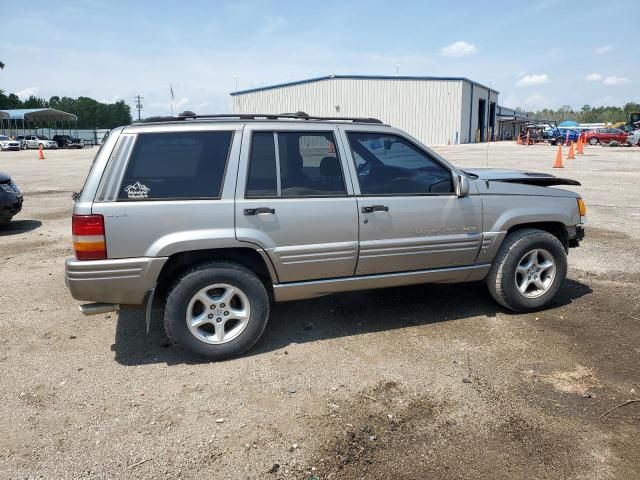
15;86;40;99
498;92;554;111
516;74;549;87
501;93;519;109
602;76;630;86
523;93;552;110
594;45;613;55
440;41;477;58
585;73;602;82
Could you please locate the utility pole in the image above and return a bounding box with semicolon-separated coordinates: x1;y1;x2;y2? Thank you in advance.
134;95;143;121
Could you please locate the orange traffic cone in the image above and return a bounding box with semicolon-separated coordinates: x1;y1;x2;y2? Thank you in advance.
553;144;564;168
567;141;575;159
576;136;584;155
38;144;45;160
517;134;522;145
525;130;530;145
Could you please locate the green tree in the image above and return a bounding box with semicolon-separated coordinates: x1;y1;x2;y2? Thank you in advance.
0;90;132;128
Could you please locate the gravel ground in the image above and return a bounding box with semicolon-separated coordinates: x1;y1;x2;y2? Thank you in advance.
0;142;639;479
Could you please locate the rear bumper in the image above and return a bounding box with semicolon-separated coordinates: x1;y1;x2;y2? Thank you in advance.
65;257;167;305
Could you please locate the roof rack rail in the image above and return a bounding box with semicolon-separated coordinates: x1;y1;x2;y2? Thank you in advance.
136;111;384;124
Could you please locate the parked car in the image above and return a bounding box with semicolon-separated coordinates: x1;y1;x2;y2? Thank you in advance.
0;135;21;151
554;128;581;145
627;130;640;146
0;172;23;226
24;135;58;149
15;135;28;149
65;112;586;360
52;135;85;149
586;128;629;145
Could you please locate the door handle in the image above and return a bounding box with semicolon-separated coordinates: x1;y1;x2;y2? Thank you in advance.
243;207;275;215
361;205;389;213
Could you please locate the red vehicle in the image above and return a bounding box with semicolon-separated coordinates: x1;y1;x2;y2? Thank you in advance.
586;127;629;145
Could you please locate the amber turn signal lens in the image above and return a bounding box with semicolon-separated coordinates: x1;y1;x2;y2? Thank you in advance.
577;198;587;216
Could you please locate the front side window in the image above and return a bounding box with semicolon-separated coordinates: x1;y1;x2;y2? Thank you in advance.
246;131;346;198
118;131;232;200
347;132;452;195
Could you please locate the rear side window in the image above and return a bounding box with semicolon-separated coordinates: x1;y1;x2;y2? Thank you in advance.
118;131;232;200
246;131;346;198
246;132;277;197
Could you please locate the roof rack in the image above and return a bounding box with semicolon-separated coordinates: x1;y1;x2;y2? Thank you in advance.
136;111;384;124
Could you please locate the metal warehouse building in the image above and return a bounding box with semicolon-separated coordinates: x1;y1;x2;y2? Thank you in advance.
231;75;499;145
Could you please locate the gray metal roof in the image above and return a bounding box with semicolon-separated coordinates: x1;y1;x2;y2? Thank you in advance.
230;74;499;96
0;108;77;122
0;111;8;121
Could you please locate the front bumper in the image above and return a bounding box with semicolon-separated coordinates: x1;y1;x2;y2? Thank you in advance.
0;192;23;218
65;257;167;306
566;225;585;248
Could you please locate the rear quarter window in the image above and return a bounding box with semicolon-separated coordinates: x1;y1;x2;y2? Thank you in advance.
118;131;232;200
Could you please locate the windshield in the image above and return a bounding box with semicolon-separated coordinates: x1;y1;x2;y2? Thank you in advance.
0;136;9;141
36;135;49;140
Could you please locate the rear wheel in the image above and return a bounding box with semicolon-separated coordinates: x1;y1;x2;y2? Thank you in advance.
589;137;599;145
486;228;567;312
164;261;270;360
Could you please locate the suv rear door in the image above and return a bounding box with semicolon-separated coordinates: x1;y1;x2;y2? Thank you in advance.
235;123;359;282
339;125;482;276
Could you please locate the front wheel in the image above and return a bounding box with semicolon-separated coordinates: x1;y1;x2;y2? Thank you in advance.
486;228;567;312
164;261;270;360
588;137;599;145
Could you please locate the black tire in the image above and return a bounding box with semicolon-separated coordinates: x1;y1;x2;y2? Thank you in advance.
554;137;563;146
164;261;270;360
588;137;599;145
486;228;567;312
0;216;11;227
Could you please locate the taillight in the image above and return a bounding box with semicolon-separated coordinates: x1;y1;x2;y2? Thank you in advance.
72;214;107;260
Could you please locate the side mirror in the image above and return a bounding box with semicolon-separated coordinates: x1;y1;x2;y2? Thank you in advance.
455;174;469;197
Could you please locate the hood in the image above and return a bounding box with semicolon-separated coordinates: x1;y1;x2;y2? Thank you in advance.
463;168;580;187
0;172;11;183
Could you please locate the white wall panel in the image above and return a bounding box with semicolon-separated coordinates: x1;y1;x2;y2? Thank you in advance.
232;78;472;146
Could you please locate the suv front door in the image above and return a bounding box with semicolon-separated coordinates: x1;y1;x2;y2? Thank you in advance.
340;126;482;276
25;136;39;149
235;124;359;283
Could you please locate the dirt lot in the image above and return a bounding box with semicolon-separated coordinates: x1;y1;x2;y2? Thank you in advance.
1;142;639;479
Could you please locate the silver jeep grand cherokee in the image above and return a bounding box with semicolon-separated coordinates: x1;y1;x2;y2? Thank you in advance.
65;112;586;360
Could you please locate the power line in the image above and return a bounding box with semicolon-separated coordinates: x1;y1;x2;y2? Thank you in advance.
134;95;143;121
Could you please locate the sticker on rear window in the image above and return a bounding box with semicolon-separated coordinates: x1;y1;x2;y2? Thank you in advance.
124;181;150;199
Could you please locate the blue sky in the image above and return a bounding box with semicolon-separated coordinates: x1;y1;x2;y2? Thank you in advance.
1;0;637;116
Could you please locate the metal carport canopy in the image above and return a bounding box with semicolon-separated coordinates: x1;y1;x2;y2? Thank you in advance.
1;108;77;122
0;111;8;121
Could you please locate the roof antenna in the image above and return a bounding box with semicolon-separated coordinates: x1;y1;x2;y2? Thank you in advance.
169;83;175;116
396;64;400;76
